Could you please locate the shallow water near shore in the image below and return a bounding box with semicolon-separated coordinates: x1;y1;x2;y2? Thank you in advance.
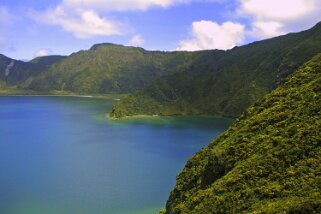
0;96;233;214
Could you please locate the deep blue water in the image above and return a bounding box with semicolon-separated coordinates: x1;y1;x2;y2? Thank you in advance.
0;96;233;214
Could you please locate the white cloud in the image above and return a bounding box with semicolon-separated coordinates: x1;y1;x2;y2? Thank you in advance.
28;0;223;39
35;49;52;58
30;6;123;38
238;0;321;39
63;0;173;11
62;0;223;12
177;20;245;51
239;0;315;20
127;35;144;46
29;0;225;40
250;21;285;38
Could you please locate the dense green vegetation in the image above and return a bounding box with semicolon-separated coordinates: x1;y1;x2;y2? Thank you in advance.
27;43;222;94
1;44;223;96
29;55;66;67
0;54;45;87
163;54;321;213
0;54;68;90
111;22;321;118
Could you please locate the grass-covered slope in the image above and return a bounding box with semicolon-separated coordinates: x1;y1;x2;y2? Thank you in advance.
163;54;321;214
27;43;223;94
111;22;321;118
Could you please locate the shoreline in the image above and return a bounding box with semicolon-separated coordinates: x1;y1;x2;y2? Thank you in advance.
106;113;234;121
0;94;94;98
1;92;234;121
106;113;160;120
0;91;127;100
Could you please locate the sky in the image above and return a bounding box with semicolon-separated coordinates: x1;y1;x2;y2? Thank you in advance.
1;0;321;60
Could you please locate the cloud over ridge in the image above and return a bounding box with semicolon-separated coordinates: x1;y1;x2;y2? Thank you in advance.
177;21;245;51
238;0;321;39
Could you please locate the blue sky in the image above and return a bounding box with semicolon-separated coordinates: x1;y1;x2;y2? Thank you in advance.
1;0;321;60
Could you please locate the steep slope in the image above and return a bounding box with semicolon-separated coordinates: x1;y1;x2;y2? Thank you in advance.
111;21;321;118
27;43;224;94
163;54;321;213
0;54;45;87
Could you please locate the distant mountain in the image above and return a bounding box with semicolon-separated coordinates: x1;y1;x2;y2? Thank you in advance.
30;55;66;67
26;44;223;94
111;21;321;118
0;54;45;87
2;22;321;110
162;53;321;214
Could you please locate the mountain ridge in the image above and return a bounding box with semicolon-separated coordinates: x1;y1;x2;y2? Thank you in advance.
0;54;47;87
25;44;224;94
1;21;321;111
110;21;321;118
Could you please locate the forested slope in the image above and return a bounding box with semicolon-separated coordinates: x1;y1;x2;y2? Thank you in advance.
27;44;223;94
111;22;321;118
163;54;321;214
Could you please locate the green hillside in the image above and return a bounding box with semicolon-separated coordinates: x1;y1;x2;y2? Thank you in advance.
162;54;321;213
27;43;223;94
111;22;321;118
0;54;45;87
30;55;66;67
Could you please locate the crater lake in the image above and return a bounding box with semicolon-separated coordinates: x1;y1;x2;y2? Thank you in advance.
0;96;233;214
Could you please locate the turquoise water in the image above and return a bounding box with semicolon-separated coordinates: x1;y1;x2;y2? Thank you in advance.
0;97;233;214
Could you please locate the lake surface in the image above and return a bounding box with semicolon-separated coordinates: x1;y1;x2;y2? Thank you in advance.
0;96;233;214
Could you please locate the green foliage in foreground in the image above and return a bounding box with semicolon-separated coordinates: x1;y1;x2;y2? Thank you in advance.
163;54;321;213
111;22;321;118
